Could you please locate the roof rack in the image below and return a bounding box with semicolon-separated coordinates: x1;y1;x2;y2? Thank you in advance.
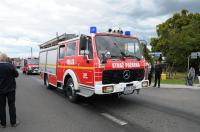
39;33;77;49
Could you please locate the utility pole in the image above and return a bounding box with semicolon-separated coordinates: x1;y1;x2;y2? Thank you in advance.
31;47;33;58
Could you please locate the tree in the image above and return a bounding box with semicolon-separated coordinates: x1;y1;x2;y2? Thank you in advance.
150;9;200;71
140;42;154;65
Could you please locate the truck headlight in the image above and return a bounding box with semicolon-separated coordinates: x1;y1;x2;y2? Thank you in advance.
102;86;114;93
142;81;148;87
28;66;32;70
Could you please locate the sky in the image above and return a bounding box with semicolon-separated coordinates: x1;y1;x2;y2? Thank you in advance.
0;0;200;58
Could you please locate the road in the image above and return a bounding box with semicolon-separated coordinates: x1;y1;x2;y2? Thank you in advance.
1;72;200;132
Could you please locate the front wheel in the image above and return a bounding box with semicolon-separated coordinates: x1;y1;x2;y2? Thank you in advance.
25;70;30;75
65;78;78;103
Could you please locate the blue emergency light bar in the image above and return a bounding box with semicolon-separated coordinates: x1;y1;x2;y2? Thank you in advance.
125;31;131;36
90;26;97;33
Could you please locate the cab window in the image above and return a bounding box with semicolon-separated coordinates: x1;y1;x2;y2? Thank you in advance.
59;45;65;59
79;36;93;59
87;39;93;59
67;41;76;56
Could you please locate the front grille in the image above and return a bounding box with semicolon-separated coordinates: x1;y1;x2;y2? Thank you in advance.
102;69;144;84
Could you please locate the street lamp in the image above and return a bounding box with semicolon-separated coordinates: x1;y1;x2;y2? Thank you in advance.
187;54;191;72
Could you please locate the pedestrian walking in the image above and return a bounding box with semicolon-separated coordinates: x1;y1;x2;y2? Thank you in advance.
187;65;195;86
153;61;162;88
0;53;19;128
197;67;200;86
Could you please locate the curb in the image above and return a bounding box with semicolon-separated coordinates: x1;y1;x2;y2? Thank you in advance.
147;84;200;90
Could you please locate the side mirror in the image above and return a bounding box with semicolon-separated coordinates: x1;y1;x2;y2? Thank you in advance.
80;50;89;56
104;51;111;59
139;40;147;53
101;53;107;64
139;40;147;45
101;51;110;64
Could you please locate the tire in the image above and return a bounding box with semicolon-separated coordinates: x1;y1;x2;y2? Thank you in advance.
25;70;29;75
65;78;78;103
111;93;121;98
45;75;52;89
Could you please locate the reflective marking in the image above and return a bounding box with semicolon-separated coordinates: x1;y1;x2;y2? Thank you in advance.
40;63;94;70
101;113;128;126
58;65;94;70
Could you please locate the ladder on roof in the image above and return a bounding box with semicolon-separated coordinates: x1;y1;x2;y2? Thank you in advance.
39;33;77;49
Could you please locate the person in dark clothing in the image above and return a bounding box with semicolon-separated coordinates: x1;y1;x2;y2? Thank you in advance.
153;61;162;88
198;67;200;85
0;53;19;128
148;63;154;86
187;65;195;86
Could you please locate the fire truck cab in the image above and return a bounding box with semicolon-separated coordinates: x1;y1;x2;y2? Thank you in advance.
22;57;39;74
39;28;148;102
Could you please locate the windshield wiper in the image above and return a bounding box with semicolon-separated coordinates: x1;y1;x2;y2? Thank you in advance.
113;43;126;60
125;55;141;60
110;55;121;58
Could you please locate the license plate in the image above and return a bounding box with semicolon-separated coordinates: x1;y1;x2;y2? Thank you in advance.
33;70;38;73
124;86;135;94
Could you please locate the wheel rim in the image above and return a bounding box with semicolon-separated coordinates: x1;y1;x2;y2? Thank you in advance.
46;77;49;87
67;81;74;99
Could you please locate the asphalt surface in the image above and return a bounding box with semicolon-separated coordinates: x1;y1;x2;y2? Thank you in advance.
1;72;200;132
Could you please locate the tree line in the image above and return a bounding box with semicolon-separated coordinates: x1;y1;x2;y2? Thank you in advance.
150;9;200;71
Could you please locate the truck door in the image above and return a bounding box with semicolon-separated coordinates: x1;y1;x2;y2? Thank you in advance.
77;36;94;87
65;41;78;79
57;45;66;81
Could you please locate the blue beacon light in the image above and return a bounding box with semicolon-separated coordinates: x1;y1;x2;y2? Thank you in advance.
125;31;131;36
90;26;97;33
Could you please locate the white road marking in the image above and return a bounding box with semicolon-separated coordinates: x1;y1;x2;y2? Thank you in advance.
28;75;129;126
101;113;128;126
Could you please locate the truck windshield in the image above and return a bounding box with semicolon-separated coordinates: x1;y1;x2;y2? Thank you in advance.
28;59;39;65
95;35;143;60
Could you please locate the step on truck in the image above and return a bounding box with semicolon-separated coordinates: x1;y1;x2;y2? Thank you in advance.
39;27;149;102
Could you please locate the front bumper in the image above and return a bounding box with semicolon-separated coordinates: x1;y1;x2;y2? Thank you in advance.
94;80;149;95
28;69;39;74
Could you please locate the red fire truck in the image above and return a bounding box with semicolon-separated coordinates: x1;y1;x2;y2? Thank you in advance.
22;57;39;74
39;27;148;102
12;58;21;69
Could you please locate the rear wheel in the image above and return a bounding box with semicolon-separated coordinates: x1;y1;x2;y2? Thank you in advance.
45;75;52;89
65;78;78;103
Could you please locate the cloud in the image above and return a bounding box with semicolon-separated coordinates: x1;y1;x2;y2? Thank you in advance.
0;37;38;46
0;45;39;58
0;0;200;57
